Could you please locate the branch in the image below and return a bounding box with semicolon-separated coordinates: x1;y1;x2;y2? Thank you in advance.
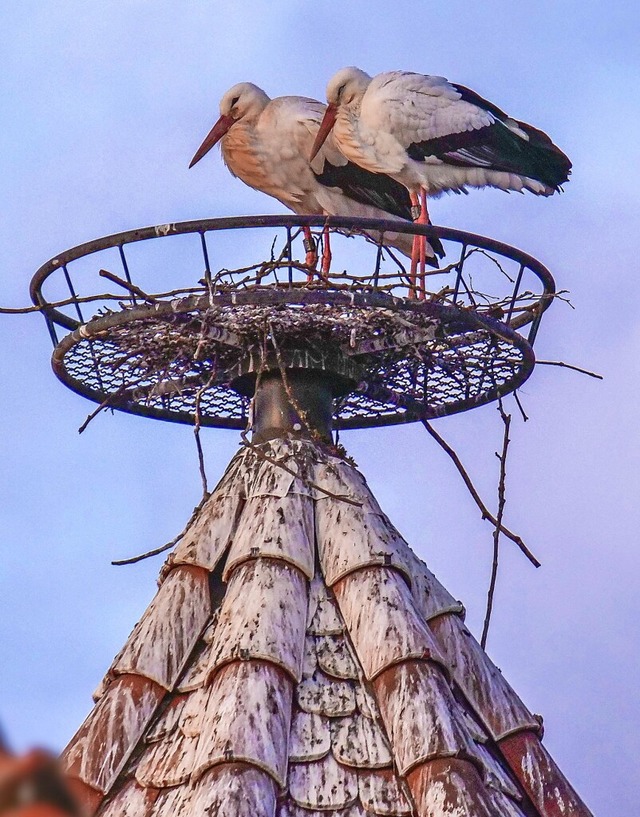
536;359;603;380
421;418;540;567
269;322;314;439
481;402;511;648
0;293;139;315
513;390;529;422
239;430;361;506
192;375;213;498
78;387;128;434
111;495;209;566
98;269;158;303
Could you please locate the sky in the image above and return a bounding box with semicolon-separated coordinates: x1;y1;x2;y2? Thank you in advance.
1;1;639;812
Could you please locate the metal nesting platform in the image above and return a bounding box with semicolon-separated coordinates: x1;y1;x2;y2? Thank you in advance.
30;215;555;429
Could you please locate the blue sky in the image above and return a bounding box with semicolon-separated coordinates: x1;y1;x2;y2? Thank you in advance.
1;2;639;812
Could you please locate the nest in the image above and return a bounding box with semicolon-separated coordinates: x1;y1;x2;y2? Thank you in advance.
55;285;534;429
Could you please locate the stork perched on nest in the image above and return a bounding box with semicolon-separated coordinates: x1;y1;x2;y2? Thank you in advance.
311;67;571;289
189;82;443;279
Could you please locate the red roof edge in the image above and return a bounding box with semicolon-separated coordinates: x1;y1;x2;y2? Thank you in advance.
499;730;594;817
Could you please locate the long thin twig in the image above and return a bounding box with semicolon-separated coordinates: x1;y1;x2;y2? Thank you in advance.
0;284;211;315
112;367;213;566
78;386;128;433
193;376;213;498
0;294;138;314
536;360;603;379
111;495;209;566
513;391;529;422
480;402;511;648
247;322;269;432
421;418;540;567
99;269;158;303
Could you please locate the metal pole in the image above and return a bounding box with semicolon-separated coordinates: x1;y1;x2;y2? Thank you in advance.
251;370;334;444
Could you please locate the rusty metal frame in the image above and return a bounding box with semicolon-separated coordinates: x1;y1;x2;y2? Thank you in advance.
30;215;556;335
31;215;553;430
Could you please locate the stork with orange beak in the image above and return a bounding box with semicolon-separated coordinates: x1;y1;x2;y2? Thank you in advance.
190;82;443;277
311;67;571;286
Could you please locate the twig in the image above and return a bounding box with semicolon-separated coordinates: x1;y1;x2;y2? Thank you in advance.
513;390;529;422
0;282;219;316
466;247;515;283
481;402;511;648
78;387;127;433
193;382;210;498
112;495;209;566
0;293;140;315
99;269;158;303
537;360;603;380
239;430;361;506
421;418;540;567
246;323;269;433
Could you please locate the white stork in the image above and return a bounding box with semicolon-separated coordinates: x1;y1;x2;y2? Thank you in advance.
189;82;443;278
311;67;571;286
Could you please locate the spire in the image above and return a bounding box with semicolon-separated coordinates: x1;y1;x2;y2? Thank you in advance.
60;432;593;817
29;215;591;816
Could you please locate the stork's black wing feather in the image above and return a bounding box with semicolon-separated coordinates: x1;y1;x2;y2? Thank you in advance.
451;83;511;121
314;159;445;261
313;160;413;220
406;121;571;190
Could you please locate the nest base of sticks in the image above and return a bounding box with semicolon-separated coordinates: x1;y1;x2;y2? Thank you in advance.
51;286;534;430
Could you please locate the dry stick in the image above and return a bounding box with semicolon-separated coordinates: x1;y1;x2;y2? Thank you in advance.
112;495;210;566
269;322;314;439
248;323;270;432
421;418;540;568
112;378;214;568
239;430;361;507
0;293;141;315
98;269;158;303
466;248;515;283
113;376;213;567
78;386;128;434
193;382;210;498
480;402;511;648
269;321;352;476
513;391;529;422
0;281;223;316
536;360;603;380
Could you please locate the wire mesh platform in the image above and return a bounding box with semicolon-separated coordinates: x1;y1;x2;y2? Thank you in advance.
30;215;555;429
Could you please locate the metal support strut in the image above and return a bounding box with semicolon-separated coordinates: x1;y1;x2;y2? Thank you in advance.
250;370;335;444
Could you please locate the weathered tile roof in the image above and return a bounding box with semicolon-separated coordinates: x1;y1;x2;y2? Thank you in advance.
60;438;593;817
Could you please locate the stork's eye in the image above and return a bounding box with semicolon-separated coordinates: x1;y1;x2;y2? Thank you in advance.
230;96;240;108
336;84;346;101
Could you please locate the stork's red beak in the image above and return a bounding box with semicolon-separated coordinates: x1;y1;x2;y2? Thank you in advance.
310;103;337;161
189;114;235;168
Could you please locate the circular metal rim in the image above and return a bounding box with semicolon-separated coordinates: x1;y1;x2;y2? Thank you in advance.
50;287;535;430
30;214;556;334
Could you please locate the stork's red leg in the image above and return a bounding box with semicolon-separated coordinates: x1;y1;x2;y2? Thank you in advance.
321;225;332;279
409;192;420;299
303;226;317;282
417;189;429;300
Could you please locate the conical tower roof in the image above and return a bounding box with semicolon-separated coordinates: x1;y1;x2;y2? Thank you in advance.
60;437;593;817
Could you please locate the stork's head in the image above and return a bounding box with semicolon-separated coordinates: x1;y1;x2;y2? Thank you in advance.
310;67;372;161
189;82;270;168
325;66;372;107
